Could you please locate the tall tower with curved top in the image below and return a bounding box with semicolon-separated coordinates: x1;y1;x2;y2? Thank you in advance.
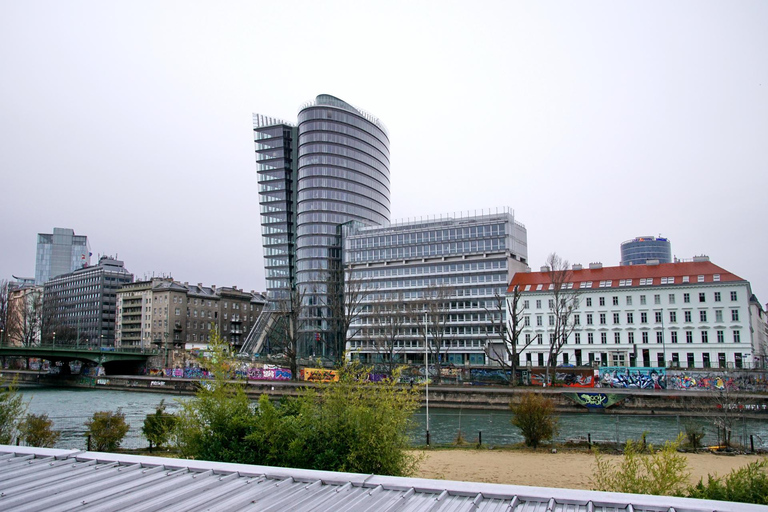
246;95;389;357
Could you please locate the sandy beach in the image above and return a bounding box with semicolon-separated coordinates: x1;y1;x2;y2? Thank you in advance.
413;449;767;490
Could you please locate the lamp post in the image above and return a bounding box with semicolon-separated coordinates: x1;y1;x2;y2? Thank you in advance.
424;312;430;446
52;331;56;349
0;328;4;347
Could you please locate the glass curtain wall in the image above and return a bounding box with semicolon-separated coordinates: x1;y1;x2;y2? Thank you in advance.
295;95;390;354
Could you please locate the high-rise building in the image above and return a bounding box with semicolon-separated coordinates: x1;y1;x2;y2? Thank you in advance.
42;256;133;346
246;94;390;357
344;209;529;365
35;228;91;284
620;236;672;266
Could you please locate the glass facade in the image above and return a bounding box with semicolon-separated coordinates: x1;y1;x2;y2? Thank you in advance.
620;236;672;266
344;211;528;365
294;95;390;339
35;228;91;285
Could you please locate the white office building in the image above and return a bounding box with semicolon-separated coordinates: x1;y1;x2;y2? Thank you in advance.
511;257;756;369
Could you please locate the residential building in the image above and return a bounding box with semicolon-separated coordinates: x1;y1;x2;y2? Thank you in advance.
42;256;133;346
6;284;43;347
116;279;266;356
35;228;91;284
620;236;672;266
244;94;391;357
345;209;529;365
510;257;755;369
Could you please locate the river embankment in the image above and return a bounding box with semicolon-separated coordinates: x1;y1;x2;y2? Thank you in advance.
5;369;768;417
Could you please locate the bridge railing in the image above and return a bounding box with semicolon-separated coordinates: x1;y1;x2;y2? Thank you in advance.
0;339;160;355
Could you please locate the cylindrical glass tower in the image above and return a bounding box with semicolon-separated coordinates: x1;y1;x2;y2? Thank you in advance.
620;236;672;265
295;95;390;348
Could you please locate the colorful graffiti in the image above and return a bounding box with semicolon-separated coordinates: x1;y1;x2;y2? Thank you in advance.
598;367;666;389
530;369;595;388
301;368;339;382
666;370;768;392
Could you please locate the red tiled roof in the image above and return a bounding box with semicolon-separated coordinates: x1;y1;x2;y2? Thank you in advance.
508;260;745;293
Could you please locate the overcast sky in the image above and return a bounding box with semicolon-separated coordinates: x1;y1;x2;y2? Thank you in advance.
1;1;766;301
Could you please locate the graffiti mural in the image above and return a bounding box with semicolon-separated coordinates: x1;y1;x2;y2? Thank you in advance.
667;370;768;392
470;368;512;385
565;393;626;409
301;368;339;382
530;368;595;388
598;367;666;389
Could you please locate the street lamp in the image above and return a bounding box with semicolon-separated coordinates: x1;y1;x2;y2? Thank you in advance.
52;331;56;349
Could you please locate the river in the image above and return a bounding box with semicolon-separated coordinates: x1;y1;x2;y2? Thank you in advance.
16;387;768;451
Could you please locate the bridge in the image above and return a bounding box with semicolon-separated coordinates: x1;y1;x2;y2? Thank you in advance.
0;342;160;375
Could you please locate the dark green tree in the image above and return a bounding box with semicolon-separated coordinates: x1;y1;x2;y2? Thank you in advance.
86;410;130;451
21;413;60;447
510;392;558;449
141;400;177;451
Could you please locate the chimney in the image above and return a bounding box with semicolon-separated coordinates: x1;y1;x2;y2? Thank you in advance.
589;262;603;270
692;255;710;262
572;264;583;271
211;284;216;291
646;259;660;266
540;265;550;272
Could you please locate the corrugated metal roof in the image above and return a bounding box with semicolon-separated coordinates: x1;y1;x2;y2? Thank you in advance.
0;446;759;512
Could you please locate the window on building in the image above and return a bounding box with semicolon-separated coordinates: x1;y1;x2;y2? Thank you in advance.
654;294;661;305
549;315;555;326
523;300;529;309
599;313;606;325
627;332;634;344
655;311;662;323
657;331;663;344
701;331;708;343
601;332;607;344
684;311;692;322
700;310;707;322
536;315;542;326
599;297;605;306
574;333;581;344
642;332;649;344
588;333;594;344
699;293;706;303
668;294;675;304
641;312;648;323
627;312;634;324
733;330;741;343
715;310;723;322
536;300;541;309
702;353;710;368
524;333;531;345
671;331;678;344
524;316;530;326
613;313;620;324
614;332;621;344
717;330;724;343
586;313;593;325
731;309;739;321
684;293;690;303
714;292;721;302
686;331;693;343
669;311;677;323
586;298;592;307
548;299;554;308
730;291;737;301
640;295;647;305
612;296;619;306
626;296;633;306
573;314;580;325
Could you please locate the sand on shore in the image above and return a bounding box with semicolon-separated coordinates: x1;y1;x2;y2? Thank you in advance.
413;449;766;490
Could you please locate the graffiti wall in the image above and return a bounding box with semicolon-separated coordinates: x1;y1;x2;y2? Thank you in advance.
301;368;339;382
598;367;666;389
530;368;595;388
667;370;768;392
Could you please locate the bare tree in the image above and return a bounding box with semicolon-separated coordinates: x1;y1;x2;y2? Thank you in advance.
6;287;43;347
420;286;455;385
367;292;414;378
323;263;369;367
544;253;579;385
484;287;534;386
267;287;307;381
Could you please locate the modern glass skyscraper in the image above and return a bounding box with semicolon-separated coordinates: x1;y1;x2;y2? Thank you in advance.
35;228;91;285
246;95;390;356
620;236;672;265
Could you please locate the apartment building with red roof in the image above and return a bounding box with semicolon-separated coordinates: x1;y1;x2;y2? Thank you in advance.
508;257;761;369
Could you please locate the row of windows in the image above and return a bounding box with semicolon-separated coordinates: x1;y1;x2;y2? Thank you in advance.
298;108;389;146
299;121;390;159
296;199;389;223
298;177;388;206
525;290;738;310
348;238;506;263
350;260;506;280
297;188;389;216
528;308;741;327
522;329;742;345
528;274;726;292
299;142;389;176
347;223;506;250
359;272;507;291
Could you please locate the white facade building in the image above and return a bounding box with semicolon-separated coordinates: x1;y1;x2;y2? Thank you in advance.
345;209;529;365
511;258;755;369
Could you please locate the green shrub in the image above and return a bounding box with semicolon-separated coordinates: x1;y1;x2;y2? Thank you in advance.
86;410;130;452
141;400;177;450
682;420;706;450
0;378;27;444
510;393;558;449
21;413;60;448
591;435;690;496
687;460;768;505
